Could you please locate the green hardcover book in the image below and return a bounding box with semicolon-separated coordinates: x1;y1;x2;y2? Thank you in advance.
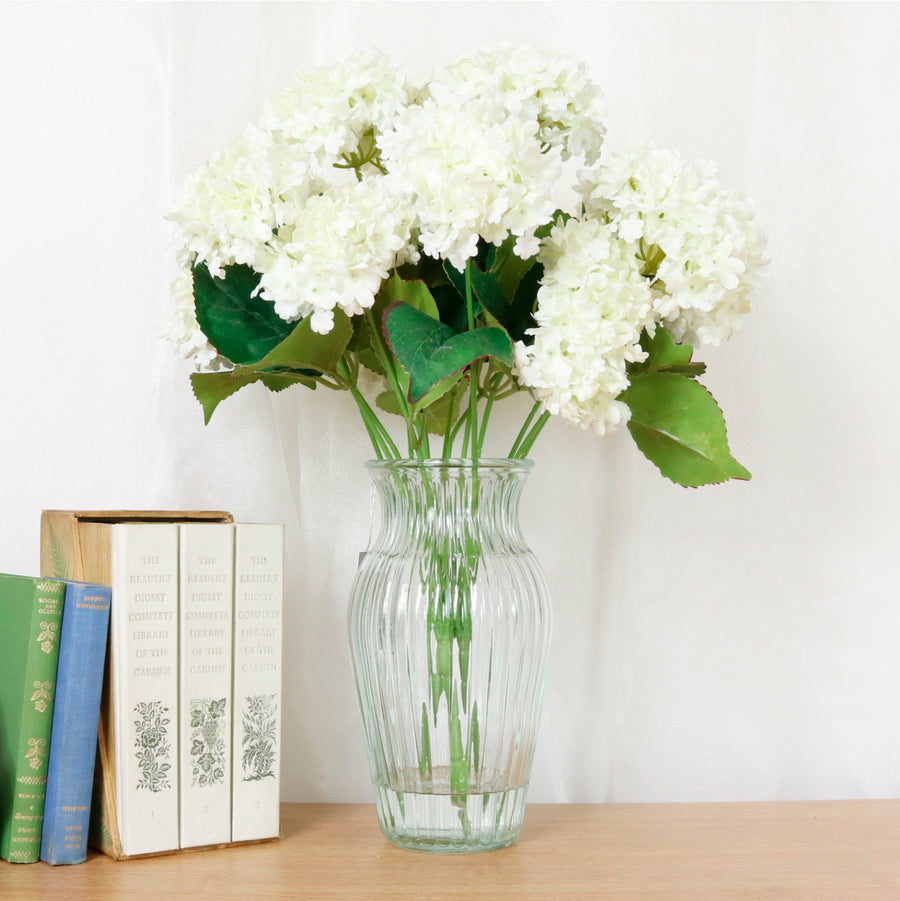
0;574;66;863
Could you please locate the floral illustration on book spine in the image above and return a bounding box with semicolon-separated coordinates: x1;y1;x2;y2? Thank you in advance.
190;697;227;786
241;694;278;781
30;679;52;712
134;701;172;792
25;736;48;771
36;619;59;654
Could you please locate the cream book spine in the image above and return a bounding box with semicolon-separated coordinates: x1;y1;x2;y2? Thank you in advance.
107;522;180;856
178;523;235;848
231;523;284;842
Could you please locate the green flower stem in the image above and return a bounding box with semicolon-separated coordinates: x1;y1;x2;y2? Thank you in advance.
508;401;540;458
475;372;505;458
444;407;469;459
338;358;400;460
441;391;460;459
464;261;480;461
415;414;431;459
512;409;550;459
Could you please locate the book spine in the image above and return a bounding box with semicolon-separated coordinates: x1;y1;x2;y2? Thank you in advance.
40;581;111;865
110;523;181;856
231;524;284;843
0;579;66;863
178;523;235;848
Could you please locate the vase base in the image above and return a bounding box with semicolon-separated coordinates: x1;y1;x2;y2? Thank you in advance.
374;772;528;853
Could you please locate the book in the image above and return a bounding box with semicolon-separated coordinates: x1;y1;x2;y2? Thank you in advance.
40;510;280;860
40;580;112;865
231;523;284;843
0;574;67;863
178;522;235;848
80;521;182;857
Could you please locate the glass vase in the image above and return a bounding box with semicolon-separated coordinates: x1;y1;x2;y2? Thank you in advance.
348;458;552;853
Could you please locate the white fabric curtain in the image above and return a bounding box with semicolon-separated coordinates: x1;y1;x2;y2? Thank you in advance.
3;1;899;803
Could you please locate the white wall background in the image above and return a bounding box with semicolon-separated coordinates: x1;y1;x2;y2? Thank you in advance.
3;1;899;805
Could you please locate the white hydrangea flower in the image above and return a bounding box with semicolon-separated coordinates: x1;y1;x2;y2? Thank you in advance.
255;177;417;333
169;124;281;279
580;142;768;344
260;48;416;171
514;217;654;435
430;43;608;163
379;99;562;270
165;270;220;368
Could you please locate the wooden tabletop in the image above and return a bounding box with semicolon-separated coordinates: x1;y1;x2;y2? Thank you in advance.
3;801;900;899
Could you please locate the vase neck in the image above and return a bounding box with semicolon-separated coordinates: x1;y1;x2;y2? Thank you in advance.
366;459;532;553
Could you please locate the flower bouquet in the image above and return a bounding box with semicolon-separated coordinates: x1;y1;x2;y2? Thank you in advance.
169;44;767;851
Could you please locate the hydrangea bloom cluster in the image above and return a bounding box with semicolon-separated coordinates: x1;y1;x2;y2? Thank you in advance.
578;142;767;345
378;100;562;269
514;218;654;434
428;44;608;163
514;144;767;433
258;48;416;173
255;178;417;333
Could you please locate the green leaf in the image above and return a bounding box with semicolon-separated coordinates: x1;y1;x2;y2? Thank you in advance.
383;303;513;404
620;373;751;487
351;272;440;377
442;260;468;301
441;261;484;320
470;265;536;343
487;232;539;300
250;309;352;375
629;328;707;378
189;311;352;423
431;284;469;333
191;369;316;425
192;263;294;365
486;219;556;296
379;271;440;319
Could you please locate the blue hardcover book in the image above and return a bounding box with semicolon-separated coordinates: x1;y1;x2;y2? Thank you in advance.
40;580;111;865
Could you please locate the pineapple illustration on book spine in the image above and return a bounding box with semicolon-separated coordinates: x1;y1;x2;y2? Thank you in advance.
178;523;234;848
241;693;278;781
232;524;283;842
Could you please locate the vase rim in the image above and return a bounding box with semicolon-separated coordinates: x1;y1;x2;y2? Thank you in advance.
365;457;534;473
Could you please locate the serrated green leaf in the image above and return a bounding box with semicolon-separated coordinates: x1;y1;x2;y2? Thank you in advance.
193;263;294;365
384;303;513;404
250;309;352;375
620;372;750;487
191;369;317;424
379;271;440;319
629;328;707;378
188;311;351;423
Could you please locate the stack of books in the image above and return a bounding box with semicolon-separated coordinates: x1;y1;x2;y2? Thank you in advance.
0;574;110;865
0;510;284;866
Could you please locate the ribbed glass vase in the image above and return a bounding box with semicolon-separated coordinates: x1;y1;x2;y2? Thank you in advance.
348;458;552;853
